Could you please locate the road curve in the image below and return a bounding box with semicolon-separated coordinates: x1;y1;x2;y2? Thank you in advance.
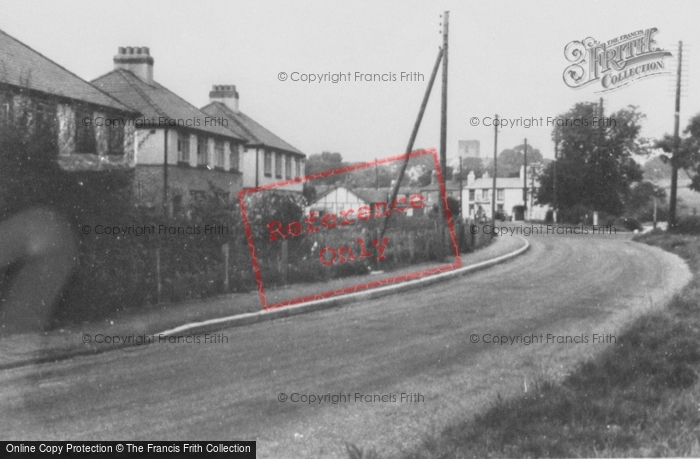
0;232;690;458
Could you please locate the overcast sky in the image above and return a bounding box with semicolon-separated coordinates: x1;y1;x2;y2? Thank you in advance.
2;0;698;164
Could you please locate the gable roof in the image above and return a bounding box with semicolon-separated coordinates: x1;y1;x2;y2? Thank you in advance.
419;180;463;192
201;101;304;156
91;69;245;140
468;177;539;189
0;28;135;113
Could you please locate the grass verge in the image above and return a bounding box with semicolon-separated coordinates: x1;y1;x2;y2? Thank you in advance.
349;230;700;458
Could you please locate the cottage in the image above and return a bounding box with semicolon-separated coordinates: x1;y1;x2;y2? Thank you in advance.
463;165;550;221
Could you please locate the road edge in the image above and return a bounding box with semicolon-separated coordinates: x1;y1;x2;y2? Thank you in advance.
1;236;529;370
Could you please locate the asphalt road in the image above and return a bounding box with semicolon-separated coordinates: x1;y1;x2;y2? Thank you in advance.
0;231;690;458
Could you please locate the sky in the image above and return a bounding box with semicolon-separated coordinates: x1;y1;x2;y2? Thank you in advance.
1;0;698;165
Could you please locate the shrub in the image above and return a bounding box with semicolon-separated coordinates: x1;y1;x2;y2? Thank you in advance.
613;216;643;232
672;216;700;235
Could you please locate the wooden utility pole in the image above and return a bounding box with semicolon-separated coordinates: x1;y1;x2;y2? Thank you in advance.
440;11;449;219
553;127;560;223
375;157;378;189
491;115;498;227
380;48;444;241
458;156;463;218
523;138;528;221
670;41;683;228
163;128;169;216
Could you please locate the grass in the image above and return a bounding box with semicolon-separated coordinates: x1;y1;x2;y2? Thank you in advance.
349;230;700;458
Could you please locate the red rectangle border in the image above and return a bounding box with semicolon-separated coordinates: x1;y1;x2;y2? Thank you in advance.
238;148;462;310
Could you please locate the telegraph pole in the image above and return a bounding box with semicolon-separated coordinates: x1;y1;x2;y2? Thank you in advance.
523;138;528;221
670;41;683;228
163;127;169;217
380;47;443;241
553;127;560;223
459;156;463;218
440;11;449;219
491;114;498;227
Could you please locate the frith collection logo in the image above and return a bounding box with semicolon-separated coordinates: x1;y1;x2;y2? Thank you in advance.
563;28;672;92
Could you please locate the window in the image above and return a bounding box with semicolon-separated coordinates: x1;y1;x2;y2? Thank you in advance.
275;152;282;178
264;151;272;177
197;137;208;167
230;145;240;171
284;155;292;179
468;189;475;201
497;189;504;201
295;158;302;178
0;92;9;123
214;140;224;168
76;108;96;153
106;119;124;155
177;133;190;163
31;100;58;155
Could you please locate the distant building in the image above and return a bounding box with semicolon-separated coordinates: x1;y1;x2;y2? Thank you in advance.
419;180;462;211
92;47;247;210
307;186;420;217
458;140;480;159
450;140;482;174
201;85;305;193
0;28;139;171
463;165;549;221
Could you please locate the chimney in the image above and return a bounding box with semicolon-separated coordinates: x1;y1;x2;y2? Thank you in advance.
209;85;239;112
114;47;154;84
467;171;475;186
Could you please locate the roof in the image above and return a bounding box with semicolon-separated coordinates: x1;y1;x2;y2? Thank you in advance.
419;180;463;191
201;101;304;156
468;177;539;189
0;29;135;113
91;70;245;140
353;188;390;203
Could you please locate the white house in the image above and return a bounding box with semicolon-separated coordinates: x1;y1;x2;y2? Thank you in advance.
307;186;418;217
201;85;305;192
463;165;550;221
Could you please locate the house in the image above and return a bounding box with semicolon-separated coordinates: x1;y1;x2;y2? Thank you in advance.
419;178;463;210
201;85;305;192
307;186;420;217
0;28;140;171
463;165;550;221
92;47;247;209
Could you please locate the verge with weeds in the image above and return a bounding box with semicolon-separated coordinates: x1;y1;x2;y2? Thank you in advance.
349;230;700;458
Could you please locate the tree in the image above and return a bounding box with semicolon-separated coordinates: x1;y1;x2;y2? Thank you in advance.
625;180;667;221
457;157;485;180
304;152;346;185
536;102;646;218
484;143;543;178
655;112;700;190
642;155;672;182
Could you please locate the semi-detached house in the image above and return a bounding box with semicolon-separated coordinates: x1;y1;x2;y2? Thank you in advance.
0;28;139;172
201;85;305;192
92;47;247;210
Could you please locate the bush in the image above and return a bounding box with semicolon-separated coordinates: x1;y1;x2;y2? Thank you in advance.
672;216;700;234
612;216;643;232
